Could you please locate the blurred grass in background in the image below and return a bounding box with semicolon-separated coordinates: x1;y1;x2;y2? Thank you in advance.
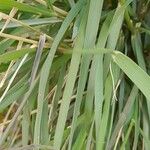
0;0;150;149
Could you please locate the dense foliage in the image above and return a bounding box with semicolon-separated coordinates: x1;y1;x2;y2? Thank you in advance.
0;0;150;149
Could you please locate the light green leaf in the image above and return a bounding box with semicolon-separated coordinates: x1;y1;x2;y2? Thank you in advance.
112;51;150;100
0;0;53;16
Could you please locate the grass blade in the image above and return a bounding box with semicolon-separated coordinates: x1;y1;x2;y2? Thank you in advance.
112;51;150;100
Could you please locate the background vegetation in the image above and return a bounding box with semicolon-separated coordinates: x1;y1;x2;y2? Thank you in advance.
0;0;150;149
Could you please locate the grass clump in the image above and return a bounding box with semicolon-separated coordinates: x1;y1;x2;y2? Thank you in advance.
0;0;150;149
